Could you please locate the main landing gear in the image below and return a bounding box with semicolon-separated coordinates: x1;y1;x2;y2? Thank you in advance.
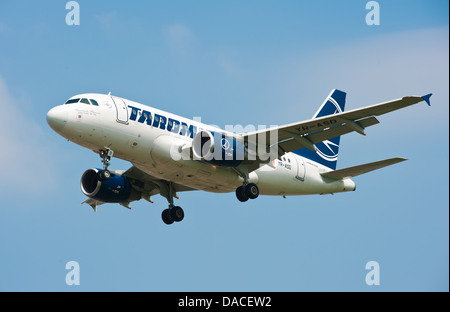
161;206;184;225
98;148;114;180
236;183;260;202
160;181;184;225
233;167;260;202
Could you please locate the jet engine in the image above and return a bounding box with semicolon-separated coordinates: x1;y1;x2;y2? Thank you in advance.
192;130;245;167
80;168;137;203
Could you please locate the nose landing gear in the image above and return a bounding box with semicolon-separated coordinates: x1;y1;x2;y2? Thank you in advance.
98;148;114;180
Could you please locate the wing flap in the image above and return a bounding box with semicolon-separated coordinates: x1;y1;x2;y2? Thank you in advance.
278;116;380;154
320;157;407;180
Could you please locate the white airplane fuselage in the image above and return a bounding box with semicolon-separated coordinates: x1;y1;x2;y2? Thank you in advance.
47;93;355;198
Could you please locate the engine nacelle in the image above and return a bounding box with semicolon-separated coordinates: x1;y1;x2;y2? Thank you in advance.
192;130;245;167
151;135;189;165
80;169;133;203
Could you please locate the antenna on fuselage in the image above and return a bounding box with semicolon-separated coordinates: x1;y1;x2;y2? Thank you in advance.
108;91;111;96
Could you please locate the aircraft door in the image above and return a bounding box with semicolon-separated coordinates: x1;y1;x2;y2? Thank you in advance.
295;156;305;181
112;96;128;124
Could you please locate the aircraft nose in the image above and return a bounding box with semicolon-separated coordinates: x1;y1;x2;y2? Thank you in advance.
46;106;68;132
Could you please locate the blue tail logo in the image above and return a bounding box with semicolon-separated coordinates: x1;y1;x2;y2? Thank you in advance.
294;89;346;170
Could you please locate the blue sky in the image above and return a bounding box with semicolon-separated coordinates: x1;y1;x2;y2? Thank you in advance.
0;0;448;291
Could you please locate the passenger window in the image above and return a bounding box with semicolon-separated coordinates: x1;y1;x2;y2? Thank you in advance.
90;99;99;106
80;98;90;105
65;98;80;104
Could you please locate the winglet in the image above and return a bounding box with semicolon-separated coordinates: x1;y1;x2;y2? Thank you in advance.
422;93;432;106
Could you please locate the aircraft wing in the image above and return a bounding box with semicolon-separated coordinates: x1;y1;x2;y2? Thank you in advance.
123;166;196;194
241;94;431;158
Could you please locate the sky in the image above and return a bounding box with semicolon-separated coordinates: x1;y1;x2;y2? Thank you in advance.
0;0;448;292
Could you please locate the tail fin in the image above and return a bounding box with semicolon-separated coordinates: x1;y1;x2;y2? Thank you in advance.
294;89;346;170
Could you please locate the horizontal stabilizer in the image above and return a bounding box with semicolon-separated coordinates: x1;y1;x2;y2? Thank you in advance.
321;157;407;180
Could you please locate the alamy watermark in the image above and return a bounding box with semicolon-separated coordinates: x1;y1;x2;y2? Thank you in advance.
168;118;280;165
366;1;380;26
365;261;380;286
66;1;80;26
65;261;80;286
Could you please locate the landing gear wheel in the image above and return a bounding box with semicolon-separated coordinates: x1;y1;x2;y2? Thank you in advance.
98;169;111;181
171;206;184;222
236;186;249;202
245;183;259;199
162;209;174;225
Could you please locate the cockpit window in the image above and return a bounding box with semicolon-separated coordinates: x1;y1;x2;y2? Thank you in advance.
65;98;100;106
65;98;80;104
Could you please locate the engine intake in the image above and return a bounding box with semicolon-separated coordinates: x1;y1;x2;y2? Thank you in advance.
81;169;133;203
192;130;245;167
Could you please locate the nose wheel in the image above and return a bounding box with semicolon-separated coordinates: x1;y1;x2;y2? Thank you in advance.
98;170;111;180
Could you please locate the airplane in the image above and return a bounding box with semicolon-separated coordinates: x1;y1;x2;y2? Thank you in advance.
46;89;431;225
